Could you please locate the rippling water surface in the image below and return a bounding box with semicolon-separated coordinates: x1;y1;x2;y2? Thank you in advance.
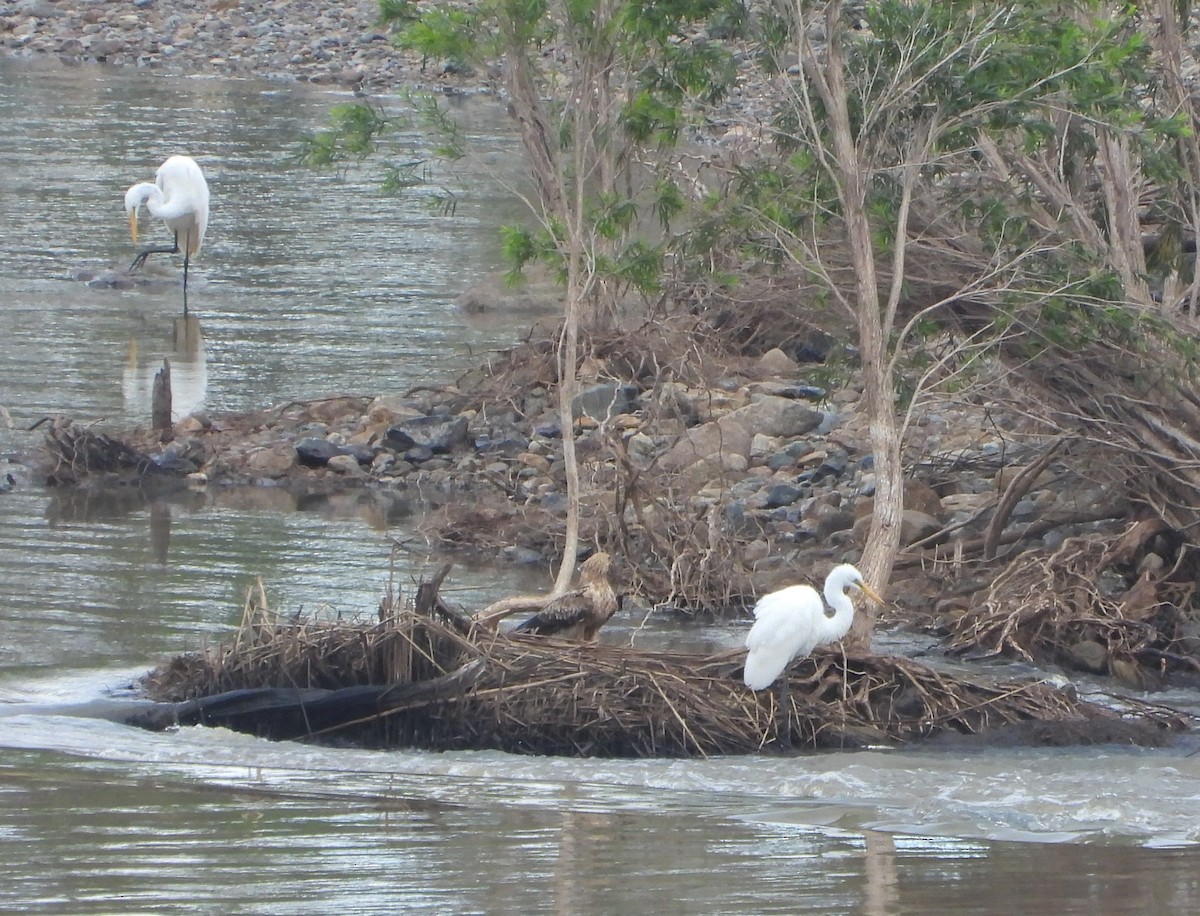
2;58;1200;914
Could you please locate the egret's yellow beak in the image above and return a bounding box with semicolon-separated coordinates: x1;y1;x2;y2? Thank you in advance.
858;582;884;605
129;210;139;245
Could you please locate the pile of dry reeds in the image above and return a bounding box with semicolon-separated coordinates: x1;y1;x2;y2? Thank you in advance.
139;571;1187;756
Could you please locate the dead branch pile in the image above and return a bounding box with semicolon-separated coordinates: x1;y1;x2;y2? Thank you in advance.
945;523;1200;688
40;419;153;484
139;573;1185;756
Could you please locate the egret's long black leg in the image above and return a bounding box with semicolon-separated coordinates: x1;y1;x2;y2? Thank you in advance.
778;675;792;750
130;231;182;273
130;242;180;272
182;249;191;316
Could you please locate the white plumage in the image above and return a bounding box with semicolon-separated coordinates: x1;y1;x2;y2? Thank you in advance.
743;563;882;691
124;155;210;313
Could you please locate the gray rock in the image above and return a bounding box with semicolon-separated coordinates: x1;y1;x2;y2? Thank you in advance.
500;545;545;565
295;437;342;467
764;483;804;509
766;451;798;471
327;454;363;476
474;431;530;456
1066;640;1109;674
900;510;942;545
659;418;751;472
16;0;63;18
808;447;848;483
403;445;435;463
341;443;375;465
724;395;822;438
385;414;468;453
572;382;638;421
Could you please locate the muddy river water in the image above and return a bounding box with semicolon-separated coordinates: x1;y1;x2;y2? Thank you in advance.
2;58;1200;913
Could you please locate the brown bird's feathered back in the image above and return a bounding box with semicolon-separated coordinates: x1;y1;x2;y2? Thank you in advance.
513;552;620;641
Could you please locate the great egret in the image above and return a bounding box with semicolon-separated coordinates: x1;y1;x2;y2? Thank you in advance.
124;155;210;315
744;563;883;743
514;552;620;640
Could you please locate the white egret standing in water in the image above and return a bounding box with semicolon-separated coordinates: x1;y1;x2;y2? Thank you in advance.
124;155;209;314
744;563;883;745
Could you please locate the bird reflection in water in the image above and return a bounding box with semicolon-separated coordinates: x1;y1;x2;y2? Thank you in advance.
122;315;208;424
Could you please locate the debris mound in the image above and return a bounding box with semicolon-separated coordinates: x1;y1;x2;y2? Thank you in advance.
946;522;1200;689
137;570;1187;756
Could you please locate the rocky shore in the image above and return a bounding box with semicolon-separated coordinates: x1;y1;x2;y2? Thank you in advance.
1;0;461;92
38;334;1121;595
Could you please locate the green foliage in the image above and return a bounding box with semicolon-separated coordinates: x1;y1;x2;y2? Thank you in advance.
293;102;393;170
651;179;685;233
378;0;418;27
394;8;482;66
620;90;682;145
611;240;664;291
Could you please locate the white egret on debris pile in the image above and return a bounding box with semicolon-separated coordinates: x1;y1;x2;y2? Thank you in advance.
744;563;883;692
124;155;210;314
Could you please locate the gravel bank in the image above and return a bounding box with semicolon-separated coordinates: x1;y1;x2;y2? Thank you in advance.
1;0;477;92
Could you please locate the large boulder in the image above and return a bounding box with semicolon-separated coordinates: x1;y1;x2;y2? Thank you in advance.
384;415;469;453
659;418;752;473
723;394;823;439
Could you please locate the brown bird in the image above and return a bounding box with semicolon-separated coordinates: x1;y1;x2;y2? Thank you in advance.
513;552;620;641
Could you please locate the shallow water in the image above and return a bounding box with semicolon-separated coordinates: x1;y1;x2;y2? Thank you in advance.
2;58;1200;914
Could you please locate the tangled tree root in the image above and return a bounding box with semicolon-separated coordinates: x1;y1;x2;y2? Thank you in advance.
135;569;1187;756
945;521;1200;688
39;418;154;484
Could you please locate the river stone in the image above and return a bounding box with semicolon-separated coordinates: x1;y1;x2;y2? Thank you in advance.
723;395;822;439
326;454;363;476
763;483;804;509
849;508;942;546
295;437;342;467
403;444;435;463
659;418;752;472
766;450;798;471
385;415;468;453
901;510;942;545
474;431;529;456
572;382;639;421
813;505;856;539
341;443;375;465
1066;640;1109;674
757;347;798;375
150;445;200;474
626;431;657;462
16;0;62;17
806;447;848;483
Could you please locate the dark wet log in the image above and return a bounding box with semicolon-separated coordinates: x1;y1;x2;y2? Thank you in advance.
132;658;487;741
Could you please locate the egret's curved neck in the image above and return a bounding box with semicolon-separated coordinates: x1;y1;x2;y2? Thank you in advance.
819;577;857;643
125;182;191;221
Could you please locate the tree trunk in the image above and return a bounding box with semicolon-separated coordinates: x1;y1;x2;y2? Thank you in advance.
814;0;902;645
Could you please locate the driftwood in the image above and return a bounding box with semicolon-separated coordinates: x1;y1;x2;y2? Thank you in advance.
138;570;1189;756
